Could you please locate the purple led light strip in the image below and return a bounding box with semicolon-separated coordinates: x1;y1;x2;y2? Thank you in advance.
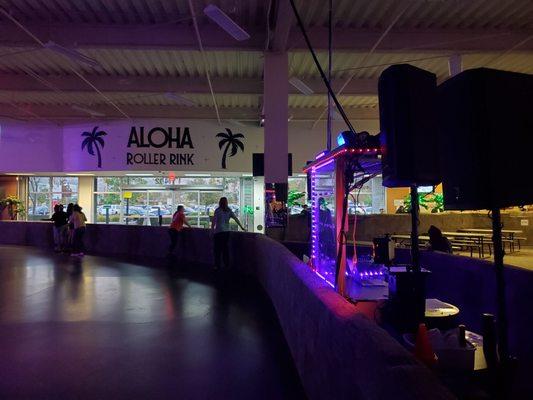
310;168;318;261
303;147;380;173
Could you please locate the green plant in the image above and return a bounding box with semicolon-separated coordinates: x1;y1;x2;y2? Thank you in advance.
0;196;25;220
243;205;254;215
431;193;444;213
287;190;305;207
403;191;444;213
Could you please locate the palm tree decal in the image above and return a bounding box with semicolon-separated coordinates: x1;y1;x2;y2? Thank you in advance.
216;128;245;169
81;126;107;168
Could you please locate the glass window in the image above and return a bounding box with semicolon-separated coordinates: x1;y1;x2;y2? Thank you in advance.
52;177;77;194
27;176;78;221
223;177;240;218
94;177;123;224
93;176;240;227
51;177;78;208
147;191;173;225
348;176;385;215
124;191;147;225
96;177;124;192
199;191;221;228
28;177;51;193
28;192;51;220
288;177;308;215
177;177;223;186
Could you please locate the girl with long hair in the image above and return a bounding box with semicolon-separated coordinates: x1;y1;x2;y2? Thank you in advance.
211;197;245;270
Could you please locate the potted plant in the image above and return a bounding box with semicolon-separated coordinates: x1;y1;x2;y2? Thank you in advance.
403;191;444;214
287;189;305;208
0;196;25;220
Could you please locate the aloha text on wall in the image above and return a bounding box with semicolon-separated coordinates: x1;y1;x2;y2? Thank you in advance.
126;126;195;165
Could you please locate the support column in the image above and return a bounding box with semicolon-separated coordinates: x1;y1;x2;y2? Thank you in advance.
78;176;94;223
263;52;289;187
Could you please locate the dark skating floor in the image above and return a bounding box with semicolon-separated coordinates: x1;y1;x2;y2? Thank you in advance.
0;245;306;400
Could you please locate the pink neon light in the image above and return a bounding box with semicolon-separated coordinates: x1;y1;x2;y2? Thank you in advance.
303;146;380;172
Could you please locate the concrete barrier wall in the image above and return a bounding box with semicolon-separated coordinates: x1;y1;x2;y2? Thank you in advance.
0;221;213;263
281;212;533;245
394;248;533;363
0;222;453;400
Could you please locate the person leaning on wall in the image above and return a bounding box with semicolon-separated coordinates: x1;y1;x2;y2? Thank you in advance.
211;197;246;271
168;205;191;256
69;204;87;257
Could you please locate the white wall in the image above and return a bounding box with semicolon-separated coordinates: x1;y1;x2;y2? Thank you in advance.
78;176;94;223
0;120;63;173
288;120;380;170
0;117;380;175
62;119;263;173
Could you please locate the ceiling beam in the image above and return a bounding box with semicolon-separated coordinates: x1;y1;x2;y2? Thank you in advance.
296;28;533;52
0;74;378;95
0;23;264;51
0;23;531;52
270;0;293;52
0;103;378;121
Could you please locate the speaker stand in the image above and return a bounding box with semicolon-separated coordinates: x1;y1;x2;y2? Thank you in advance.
410;185;420;272
491;208;508;361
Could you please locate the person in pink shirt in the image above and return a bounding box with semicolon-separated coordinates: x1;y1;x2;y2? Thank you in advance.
168;205;191;254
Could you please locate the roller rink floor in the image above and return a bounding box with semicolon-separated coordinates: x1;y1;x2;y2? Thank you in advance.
0;245;306;400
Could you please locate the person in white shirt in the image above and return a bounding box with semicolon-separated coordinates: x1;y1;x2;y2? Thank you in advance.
211;197;245;270
69;204;87;256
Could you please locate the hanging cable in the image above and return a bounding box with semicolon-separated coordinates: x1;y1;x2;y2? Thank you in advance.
187;0;221;124
288;0;357;135
0;7;130;119
326;0;333;150
311;1;412;128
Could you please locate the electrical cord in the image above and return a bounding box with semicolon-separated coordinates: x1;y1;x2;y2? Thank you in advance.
288;0;357;135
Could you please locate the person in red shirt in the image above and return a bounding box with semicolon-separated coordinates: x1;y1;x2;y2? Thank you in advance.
168;205;191;254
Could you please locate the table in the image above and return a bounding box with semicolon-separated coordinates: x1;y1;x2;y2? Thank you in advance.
390;234;430;241
442;232;492;258
457;228;524;252
391;232;492;257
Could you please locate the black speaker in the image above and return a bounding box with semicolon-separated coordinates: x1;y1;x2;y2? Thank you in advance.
378;64;441;187
252;153;264;176
438;68;533;210
252;153;293;177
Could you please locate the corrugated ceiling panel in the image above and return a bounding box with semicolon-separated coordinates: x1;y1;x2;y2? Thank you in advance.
462;53;533;74
290;52;450;79
0;91;261;108
290;52;533;81
0;47;263;78
304;0;533;30
2;0;532;31
289;95;378;108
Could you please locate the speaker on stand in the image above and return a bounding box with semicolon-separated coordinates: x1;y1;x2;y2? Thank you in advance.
378;64;440;330
438;68;533;371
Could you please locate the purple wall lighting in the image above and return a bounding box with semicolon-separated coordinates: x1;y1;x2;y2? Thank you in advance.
310;167;318;263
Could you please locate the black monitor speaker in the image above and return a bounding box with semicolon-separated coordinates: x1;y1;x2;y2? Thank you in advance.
252;153;293;177
274;183;288;202
438;68;533;210
378;64;441;187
